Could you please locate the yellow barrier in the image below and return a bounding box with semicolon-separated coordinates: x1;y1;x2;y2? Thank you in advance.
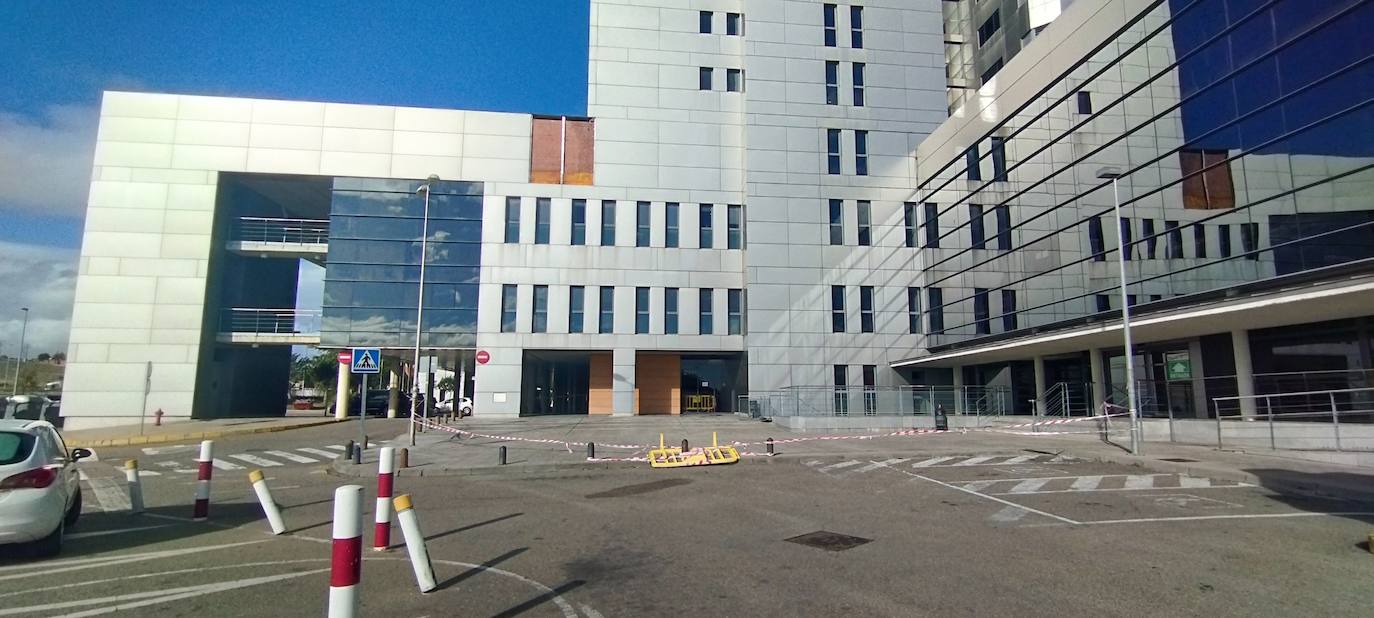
648;432;740;468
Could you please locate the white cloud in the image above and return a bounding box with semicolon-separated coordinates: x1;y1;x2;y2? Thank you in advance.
0;241;78;358
0;104;98;217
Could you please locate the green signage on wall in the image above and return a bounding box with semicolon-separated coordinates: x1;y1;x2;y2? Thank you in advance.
1165;352;1192;380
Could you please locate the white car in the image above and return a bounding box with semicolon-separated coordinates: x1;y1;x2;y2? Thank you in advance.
0;419;90;556
437;396;473;416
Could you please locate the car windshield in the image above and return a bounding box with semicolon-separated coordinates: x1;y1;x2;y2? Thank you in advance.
0;432;36;465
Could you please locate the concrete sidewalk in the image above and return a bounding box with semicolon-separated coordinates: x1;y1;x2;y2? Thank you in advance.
62;416;343;448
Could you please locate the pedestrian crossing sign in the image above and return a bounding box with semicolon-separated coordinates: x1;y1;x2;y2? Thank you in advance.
350;348;381;374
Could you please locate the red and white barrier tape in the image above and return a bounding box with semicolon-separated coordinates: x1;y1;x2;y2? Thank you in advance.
415;418;647;450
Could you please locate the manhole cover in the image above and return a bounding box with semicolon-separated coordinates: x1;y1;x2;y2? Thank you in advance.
1158;457;1198;463
784;531;872;552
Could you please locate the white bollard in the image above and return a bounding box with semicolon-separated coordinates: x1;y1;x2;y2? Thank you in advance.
329;485;364;618
248;470;287;535
124;460;144;514
393;494;437;593
192;440;213;520
374;446;395;551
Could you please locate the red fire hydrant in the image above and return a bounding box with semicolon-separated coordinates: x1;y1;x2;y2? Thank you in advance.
154;409;164;426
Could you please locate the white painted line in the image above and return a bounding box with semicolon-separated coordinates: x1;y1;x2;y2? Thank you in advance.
77;470;90;481
16;569;327;618
582;604;606;618
227;453;282;467
84;477;130;513
990;505;1030;523
1082;512;1374;525
820;460;863;472
297;447;339;459
911;456;957;467
0;559;323;600
904;471;1081;525
1070;475;1104;491
853;458;908;473
137;470;161;477
211;458;244;471
1008;478;1054;494
961;480;1001;492
0;540;267;581
324;444;346;451
804;460;825;467
154;461;183;469
263;450;318;464
1001;455;1039;465
1123;475;1156;490
1048;454;1079;463
65;525;175;540
141;444;199;456
1178;476;1213;488
952;456;997;466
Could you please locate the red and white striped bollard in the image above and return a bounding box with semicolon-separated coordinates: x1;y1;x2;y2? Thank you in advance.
192;440;213;520
374;446;395;551
329;484;363;618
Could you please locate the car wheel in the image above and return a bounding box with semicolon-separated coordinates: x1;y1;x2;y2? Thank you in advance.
65;489;82;528
34;520;63;557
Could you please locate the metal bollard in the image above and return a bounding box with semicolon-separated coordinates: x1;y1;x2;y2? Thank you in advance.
681;439;689;452
498;446;507;465
329;485;364;618
587;442;596;460
124;460;144;514
766;437;775;456
393;494;437;593
398;448;409;469
352;445;362;465
248;470;287;535
193;440;214;521
362;435;369;450
345;440;355;459
374;446;395;552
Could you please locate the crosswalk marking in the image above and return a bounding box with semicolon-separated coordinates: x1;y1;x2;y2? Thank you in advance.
227;454;281;467
912;456;958;468
854;458;908;473
821;460;863;472
297;448;340;459
1070;475;1104;491
1178;475;1213;488
1123;475;1155;490
325;445;346;451
962;480;1001;492
212;458;245;471
264;450;318;464
1008;478;1053;493
1000;455;1039;465
952;456;997;466
805;460;825;467
137;470;161;477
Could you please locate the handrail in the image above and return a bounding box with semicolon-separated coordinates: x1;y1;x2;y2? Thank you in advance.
1214;386;1374;406
220;308;322;335
234;217;329;244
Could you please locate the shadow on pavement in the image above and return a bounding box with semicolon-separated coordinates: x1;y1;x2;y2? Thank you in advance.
435;547;528;592
0;501;266;565
426;512;523;543
1244;468;1374;526
491;579;586;618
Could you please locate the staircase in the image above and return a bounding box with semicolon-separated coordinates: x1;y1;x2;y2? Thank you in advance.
1042;382;1093;416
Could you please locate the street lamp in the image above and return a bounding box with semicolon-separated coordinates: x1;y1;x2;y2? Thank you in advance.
410;175;440;447
1097;167;1141;455
11;308;29;397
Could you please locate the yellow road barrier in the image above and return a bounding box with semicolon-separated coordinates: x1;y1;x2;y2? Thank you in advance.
649;432;740;468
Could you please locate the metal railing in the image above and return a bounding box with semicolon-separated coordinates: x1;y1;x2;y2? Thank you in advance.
220;308;322;334
739;385;1011;419
1212;386;1374;452
234;217;329;244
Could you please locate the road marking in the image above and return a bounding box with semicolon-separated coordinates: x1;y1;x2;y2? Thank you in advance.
9;569;327;618
1082;512;1374;525
137;470;161;477
1070;476;1104;491
0;559;324;599
227;453;282;467
77;470;90;481
296;447;339;459
1178;476;1213;488
1008;478;1054;494
211;458;245;471
582;604;606;618
952;456;997;466
65;525;175;540
141;445;199;456
263;450;318;464
911;456;957;467
961;480;1000;492
1001;455;1038;464
820;460;863;472
1123;475;1155;490
804;460;825;467
853;458;908;473
903;471;1080;525
84;477;130;513
990;505;1030;523
0;540;267;581
324;444;346;451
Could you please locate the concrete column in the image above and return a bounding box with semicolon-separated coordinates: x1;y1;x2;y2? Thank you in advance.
335;359;351;420
950;365;964;415
612;348;636;416
1232;329;1257;419
1188;339;1208;419
1089;348;1106;415
1033;355;1048;416
458;350;468;404
386;367;399;419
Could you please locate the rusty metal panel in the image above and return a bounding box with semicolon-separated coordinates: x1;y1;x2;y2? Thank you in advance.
529;117;562;184
563;118;595;185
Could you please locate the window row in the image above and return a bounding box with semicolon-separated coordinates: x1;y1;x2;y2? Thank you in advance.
824;61;865;106
699;67;744;92
964;136;1008;181
826;128;868;175
901;202;1012;250
500;285;745;336
1087;217;1259;262
832;364;879;416
699;10;743;36
503;198;743;249
822;4;862;48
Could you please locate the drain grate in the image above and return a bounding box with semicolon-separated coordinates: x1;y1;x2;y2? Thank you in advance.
784;531;873;552
1158;457;1199;463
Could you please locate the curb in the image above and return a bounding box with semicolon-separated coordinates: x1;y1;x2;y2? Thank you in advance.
67;418;344;448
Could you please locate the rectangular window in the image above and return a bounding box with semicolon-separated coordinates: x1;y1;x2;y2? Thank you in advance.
1001;289;1017;331
927;287;944;333
857;201;871;246
831;285;846;333
974;288;990;335
826;129;842;174
698;67;713;91
535;197;551;244
599;286;614;333
601;200;616;246
904;203;917;248
859;286;874;333
532;285;548;333
965;145;981;181
1217;224;1231;257
1088;216;1105;261
829;199;844;245
1076;91;1093;114
852;63;865;106
665;202;679;248
1142;218;1156;259
636;201;650;247
850;5;863;48
833;365;848;415
1096;294;1111;312
726;69;743;92
726;12;742;35
635;287;649;334
699;204;714;248
1119;217;1133;261
571;199;586;245
699;289;714;335
665;288;679;334
978;10;1000;46
699;10;712;34
990;137;1007;181
569;286;585;333
969;204;985;249
823;4;837;47
501;284;518;333
862;365;876;415
995;204;1011;251
923;202;940;248
504;197;520;244
854;130;868;176
1166;220;1183;258
1241;222;1259;260
727;289;743;335
1196;223;1210;258
907;287;921;334
825;61;839;105
727;204;743;249
981;58;1003;83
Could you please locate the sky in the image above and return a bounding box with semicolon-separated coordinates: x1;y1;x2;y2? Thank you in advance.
0;1;590;357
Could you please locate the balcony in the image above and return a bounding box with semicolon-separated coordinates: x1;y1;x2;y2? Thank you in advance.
217;308;321;346
226;217;329;261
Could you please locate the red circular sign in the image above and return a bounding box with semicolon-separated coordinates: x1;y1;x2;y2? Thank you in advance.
337;351;352;364
475;350;490;365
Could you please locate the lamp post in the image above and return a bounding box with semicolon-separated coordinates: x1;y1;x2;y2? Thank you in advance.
11;308;29;397
409;175;440;447
1096;167;1141;455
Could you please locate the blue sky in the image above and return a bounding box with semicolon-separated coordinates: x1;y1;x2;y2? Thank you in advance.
0;1;589;354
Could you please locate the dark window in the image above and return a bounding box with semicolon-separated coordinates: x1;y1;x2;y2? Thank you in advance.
1196;223;1210;258
726;12;742;35
1142;218;1156;258
859;286;874;333
923;202;940;248
994;204;1011;250
532;285;548;333
981;58;1003;83
823;4;837;47
1088;216;1105;261
504;197;520;243
1241;222;1259;260
978;10;1000;46
825;61;839;105
831;285;846;333
1076;91;1093;114
850;6;863;48
1001;289;1017;331
665;288;679;334
501;284;517;332
829;199;844;245
854;130;868;176
1119;217;1133;261
862;365;876;415
636;201;651;247
852;62;865;106
599;286;614;333
833;365;848;415
990;137;1007;181
973;288;990;335
1165;220;1183;258
1096;294;1111;312
907;287;921;333
857;201;871;246
726;69;743;92
1218;224;1231;257
569;286;585;333
699;204;714;248
534;197;550;244
571;199;586;245
903;203;917;248
965;145;981;181
826;129;842;174
666;202;679;248
699;67;713;90
728;289;743;335
601;200;616;246
727;204;743;249
635;287;649;334
969;204;985;249
699;10;712;34
927;287;944;333
699;289;714;334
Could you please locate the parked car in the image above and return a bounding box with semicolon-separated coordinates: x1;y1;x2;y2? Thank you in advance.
2;394;62;427
0;419;90;557
437;396;474;417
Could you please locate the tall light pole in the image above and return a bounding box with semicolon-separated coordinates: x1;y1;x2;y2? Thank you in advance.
409;175;440;447
1097;167;1141;455
11;308;29;397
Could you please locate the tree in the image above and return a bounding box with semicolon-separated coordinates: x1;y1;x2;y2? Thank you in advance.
36;353;51;362
51;352;65;363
